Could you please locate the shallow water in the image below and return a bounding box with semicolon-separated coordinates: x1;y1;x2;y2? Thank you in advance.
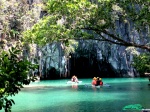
6;78;150;112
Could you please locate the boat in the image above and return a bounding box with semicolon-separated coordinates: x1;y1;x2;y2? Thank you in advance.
66;81;82;84
84;83;111;88
93;84;111;88
34;76;40;82
97;83;111;87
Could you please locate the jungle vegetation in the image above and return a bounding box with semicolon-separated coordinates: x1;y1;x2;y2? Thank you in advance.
133;53;150;76
24;0;150;76
24;0;150;51
0;0;150;111
0;0;39;111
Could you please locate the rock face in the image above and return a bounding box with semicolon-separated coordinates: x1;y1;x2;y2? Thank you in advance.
40;19;145;78
70;40;139;78
40;43;68;79
37;10;149;79
39;40;140;79
1;0;145;79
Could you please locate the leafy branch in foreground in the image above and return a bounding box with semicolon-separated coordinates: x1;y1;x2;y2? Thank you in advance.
23;0;150;51
0;46;37;112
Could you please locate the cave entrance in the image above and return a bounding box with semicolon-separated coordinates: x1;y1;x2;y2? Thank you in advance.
69;54;117;78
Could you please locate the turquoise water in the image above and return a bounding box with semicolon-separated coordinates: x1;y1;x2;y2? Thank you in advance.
7;78;150;112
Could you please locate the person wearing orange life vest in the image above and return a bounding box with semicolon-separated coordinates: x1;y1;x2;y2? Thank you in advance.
99;78;103;86
92;77;97;85
95;77;103;86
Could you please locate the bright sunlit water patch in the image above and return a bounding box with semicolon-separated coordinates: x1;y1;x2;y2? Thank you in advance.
4;78;150;112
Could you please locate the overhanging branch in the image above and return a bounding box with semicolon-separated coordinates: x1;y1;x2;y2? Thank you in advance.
81;27;150;52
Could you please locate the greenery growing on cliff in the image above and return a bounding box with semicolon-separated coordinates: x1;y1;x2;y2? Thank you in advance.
0;0;39;111
23;0;150;51
0;0;150;111
133;53;150;76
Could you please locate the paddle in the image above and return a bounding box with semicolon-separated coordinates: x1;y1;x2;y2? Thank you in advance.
84;83;111;87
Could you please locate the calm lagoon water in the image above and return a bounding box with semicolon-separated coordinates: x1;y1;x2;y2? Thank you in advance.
7;78;150;112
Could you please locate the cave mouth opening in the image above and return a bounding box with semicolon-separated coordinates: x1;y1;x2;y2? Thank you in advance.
69;55;117;78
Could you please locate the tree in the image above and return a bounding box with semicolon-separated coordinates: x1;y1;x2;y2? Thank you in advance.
23;0;150;51
0;0;40;111
132;53;150;76
0;46;37;112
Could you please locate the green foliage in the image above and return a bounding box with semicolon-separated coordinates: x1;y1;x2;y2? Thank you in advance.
0;46;37;112
23;0;96;45
23;0;150;51
132;53;150;76
0;0;40;111
63;40;78;56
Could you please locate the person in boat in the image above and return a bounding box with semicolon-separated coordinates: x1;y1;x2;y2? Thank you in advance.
99;78;103;86
71;75;78;82
95;77;103;86
92;77;97;85
95;77;100;86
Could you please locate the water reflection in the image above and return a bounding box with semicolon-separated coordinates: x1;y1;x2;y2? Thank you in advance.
71;83;78;89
